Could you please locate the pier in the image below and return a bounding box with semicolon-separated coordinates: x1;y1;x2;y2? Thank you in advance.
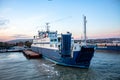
23;50;42;59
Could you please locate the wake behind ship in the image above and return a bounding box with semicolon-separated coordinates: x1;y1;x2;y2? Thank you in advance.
31;16;95;68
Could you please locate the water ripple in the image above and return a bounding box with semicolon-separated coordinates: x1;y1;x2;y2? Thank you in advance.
0;51;120;80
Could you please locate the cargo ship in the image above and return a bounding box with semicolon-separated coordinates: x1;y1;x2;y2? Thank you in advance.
31;16;95;68
96;42;120;51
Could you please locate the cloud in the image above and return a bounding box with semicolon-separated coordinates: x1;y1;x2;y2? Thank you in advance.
11;34;32;39
0;17;9;26
0;17;10;30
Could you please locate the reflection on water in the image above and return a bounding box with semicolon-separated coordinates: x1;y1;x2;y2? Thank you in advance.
0;51;120;80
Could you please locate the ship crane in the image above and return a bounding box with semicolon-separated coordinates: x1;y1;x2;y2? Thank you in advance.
83;15;87;46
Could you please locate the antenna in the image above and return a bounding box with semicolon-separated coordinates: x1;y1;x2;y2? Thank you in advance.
46;22;50;32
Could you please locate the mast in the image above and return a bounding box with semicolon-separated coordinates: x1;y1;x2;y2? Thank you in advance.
83;15;87;46
46;22;50;32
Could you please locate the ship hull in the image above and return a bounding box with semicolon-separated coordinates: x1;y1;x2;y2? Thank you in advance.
31;46;94;68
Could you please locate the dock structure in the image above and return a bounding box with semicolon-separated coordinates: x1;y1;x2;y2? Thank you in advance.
23;50;42;59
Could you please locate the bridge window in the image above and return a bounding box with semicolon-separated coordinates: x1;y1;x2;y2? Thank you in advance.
54;39;57;42
58;37;61;42
50;39;53;42
50;39;57;42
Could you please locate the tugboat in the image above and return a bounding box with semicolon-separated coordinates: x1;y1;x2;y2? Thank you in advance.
31;16;95;68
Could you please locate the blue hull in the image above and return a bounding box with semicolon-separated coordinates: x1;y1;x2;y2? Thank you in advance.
31;46;94;68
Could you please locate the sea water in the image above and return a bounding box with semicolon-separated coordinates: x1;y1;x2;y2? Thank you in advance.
0;51;120;80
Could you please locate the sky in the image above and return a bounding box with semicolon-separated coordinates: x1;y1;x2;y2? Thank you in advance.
0;0;120;41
